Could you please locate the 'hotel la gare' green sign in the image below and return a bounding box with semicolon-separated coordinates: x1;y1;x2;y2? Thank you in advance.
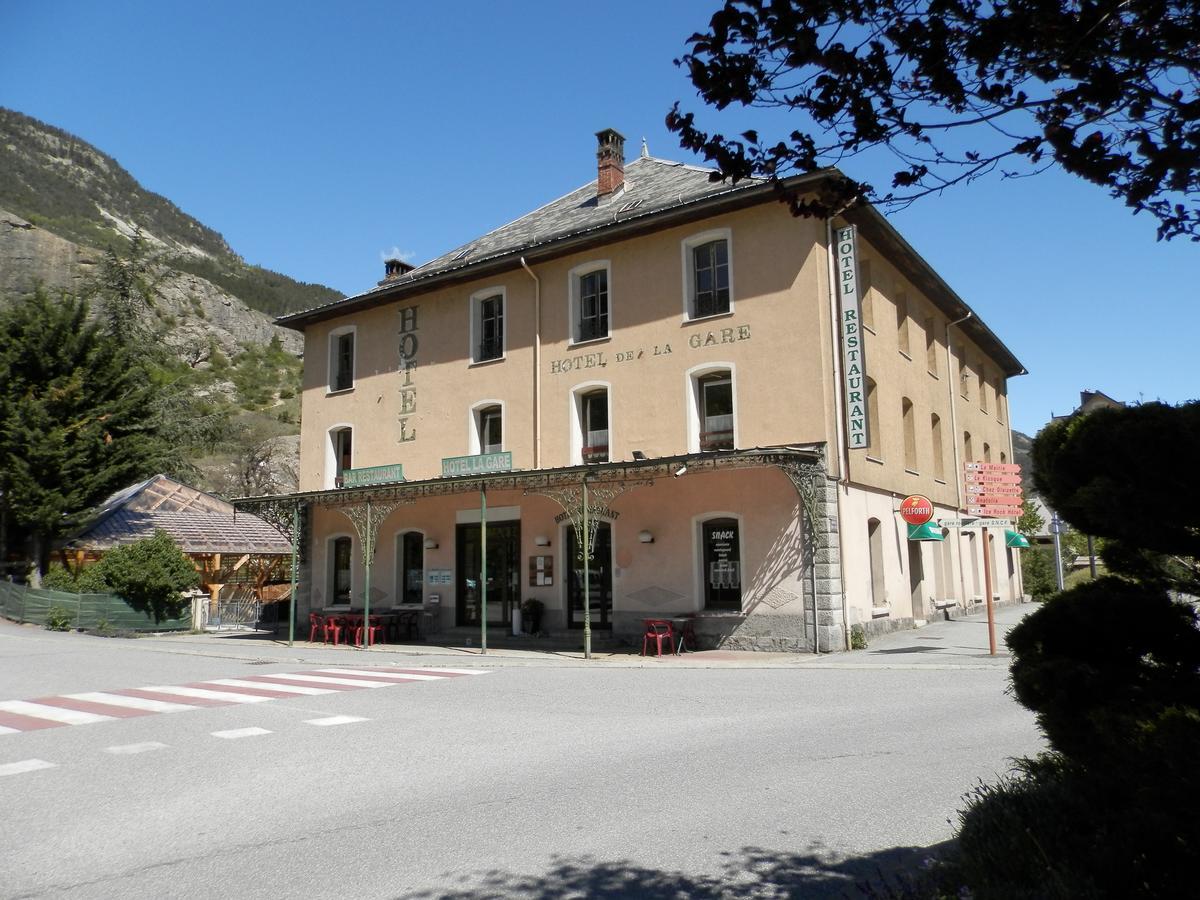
442;452;513;477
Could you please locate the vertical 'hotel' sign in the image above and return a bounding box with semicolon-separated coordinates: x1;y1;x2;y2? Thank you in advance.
836;225;869;450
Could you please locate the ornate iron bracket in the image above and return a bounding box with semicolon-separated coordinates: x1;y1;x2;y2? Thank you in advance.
525;479;650;560
337;499;410;561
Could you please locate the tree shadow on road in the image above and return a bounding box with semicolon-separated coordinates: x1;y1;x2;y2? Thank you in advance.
398;841;955;899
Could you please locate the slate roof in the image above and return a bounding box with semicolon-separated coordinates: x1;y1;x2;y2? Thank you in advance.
277;145;1025;376
64;475;292;556
278;156;770;326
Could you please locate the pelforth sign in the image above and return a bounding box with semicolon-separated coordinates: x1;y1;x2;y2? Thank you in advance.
835;225;869;450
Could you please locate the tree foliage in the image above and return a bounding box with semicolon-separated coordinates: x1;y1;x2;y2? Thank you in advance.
668;0;1200;240
87;531;199;623
0;289;177;573
1032;401;1200;593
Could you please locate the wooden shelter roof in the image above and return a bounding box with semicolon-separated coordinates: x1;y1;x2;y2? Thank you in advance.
64;475;292;556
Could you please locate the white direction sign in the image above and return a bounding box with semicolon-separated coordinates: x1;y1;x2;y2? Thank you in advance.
938;517;1010;529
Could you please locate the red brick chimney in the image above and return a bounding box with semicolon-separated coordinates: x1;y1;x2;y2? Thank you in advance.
596;128;626;198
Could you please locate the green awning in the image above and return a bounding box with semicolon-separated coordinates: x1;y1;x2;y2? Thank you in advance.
1005;530;1031;549
907;522;946;541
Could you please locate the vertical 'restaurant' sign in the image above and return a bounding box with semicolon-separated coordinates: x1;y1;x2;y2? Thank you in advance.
835;225;869;450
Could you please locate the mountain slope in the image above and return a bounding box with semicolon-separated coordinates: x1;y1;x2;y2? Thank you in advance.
0;107;340;317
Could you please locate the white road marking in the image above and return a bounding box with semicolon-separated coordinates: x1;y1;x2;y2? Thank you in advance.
211;727;272;739
261;673;389;688
105;742;168;755
207;679;337;696
305;716;368;727
0;725;20;735
411;667;490;675
143;686;272;703
66;692;197;713
0;759;56;777
314;668;441;681
0;700;114;725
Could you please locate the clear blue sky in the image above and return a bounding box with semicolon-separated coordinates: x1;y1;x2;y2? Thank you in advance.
2;0;1195;437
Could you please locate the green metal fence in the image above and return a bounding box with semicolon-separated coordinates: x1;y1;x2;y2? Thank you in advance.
0;581;192;632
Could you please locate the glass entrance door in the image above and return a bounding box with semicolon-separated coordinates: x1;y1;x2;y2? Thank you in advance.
456;521;520;627
566;521;612;629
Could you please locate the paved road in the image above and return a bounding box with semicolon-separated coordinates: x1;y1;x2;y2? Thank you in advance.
0;606;1042;898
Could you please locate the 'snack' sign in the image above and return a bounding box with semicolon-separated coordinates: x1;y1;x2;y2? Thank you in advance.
836;225;869;450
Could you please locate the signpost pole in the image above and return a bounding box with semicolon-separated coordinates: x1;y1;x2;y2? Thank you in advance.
287;502;298;647
582;477;592;660
480;486;487;655
361;500;373;651
982;526;996;655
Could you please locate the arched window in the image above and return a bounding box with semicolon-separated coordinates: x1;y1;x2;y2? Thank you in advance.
329;536;352;606
580;389;609;463
963;430;974;463
328;426;352;489
689;367;735;451
983;442;992;463
476;404;502;454
700;516;742;610
395;531;424;606
902;397;916;471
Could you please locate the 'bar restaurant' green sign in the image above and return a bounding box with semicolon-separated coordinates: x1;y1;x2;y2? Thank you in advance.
342;464;405;487
442;452;513;477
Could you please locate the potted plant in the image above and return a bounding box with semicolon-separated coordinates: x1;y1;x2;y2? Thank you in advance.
521;598;544;635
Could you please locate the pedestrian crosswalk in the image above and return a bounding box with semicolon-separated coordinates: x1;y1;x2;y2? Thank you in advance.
0;666;487;736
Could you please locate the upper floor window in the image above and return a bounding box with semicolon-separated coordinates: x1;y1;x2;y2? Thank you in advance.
329;327;355;392
699;373;734;451
471;288;505;363
581;390;609;463
925;314;938;374
683;229;733;319
896;293;910;356
330;426;352;489
931;413;945;481
570;263;610;343
477;404;503;454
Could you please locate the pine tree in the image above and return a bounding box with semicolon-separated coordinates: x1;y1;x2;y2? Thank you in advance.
0;288;174;576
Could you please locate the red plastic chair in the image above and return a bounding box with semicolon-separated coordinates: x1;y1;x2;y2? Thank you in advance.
322;615;345;646
355;616;387;647
642;619;677;657
308;612;326;643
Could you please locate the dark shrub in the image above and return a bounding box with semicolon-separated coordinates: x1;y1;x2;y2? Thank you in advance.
1006;576;1200;763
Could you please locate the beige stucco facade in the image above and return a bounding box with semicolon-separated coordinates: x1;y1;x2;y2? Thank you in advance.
271;151;1024;651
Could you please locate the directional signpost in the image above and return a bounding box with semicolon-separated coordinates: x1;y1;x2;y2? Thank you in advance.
959;461;1026;656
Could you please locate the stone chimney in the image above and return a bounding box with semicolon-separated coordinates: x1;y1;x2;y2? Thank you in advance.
381;258;414;284
596;128;626;198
